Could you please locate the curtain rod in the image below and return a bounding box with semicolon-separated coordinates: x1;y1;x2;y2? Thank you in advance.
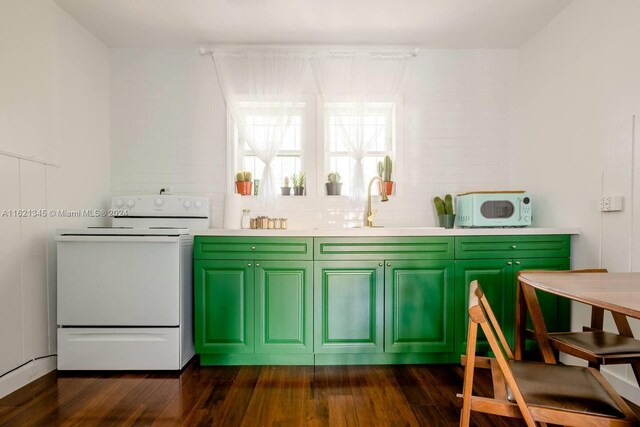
0;149;61;167
199;46;419;57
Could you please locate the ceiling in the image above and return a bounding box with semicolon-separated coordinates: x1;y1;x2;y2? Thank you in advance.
53;0;573;48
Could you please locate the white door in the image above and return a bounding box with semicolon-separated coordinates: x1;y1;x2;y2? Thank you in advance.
57;236;180;326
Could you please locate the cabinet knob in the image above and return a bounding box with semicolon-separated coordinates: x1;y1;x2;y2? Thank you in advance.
515;261;521;265
251;246;256;250
507;261;513;265
379;263;383;267
256;263;260;267
387;263;392;267
511;245;517;249
247;263;252;267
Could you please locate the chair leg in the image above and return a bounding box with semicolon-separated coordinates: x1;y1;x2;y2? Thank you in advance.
460;319;478;427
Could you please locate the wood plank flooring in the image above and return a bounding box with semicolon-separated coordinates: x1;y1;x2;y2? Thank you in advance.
0;359;621;426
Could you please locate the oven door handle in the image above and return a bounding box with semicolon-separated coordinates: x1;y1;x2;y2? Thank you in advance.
55;236;181;243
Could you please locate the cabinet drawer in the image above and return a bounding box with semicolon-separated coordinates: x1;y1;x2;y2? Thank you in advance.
455;235;570;259
314;237;454;261
194;237;313;260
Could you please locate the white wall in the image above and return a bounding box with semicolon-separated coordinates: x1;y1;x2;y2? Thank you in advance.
0;0;111;398
110;48;518;228
514;0;640;401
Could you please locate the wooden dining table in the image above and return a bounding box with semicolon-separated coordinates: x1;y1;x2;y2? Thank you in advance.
515;271;640;384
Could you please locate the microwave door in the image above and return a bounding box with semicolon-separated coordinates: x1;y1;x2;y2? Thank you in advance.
480;200;515;219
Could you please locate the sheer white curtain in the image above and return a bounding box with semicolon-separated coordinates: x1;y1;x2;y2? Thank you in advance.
212;50;307;204
310;51;410;201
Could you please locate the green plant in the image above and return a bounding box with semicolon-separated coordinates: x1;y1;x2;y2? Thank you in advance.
291;172;305;187
236;171;252;182
377;155;393;182
383;155;393;182
327;172;341;183
444;194;453;215
283;176;290;187
434;194;454;215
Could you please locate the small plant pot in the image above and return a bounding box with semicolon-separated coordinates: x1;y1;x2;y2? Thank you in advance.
378;181;394;195
438;214;456;229
236;181;252;196
326;182;342;196
293;186;305;196
281;186;291;196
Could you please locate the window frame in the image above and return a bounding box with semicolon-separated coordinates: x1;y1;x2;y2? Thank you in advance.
227;95;317;195
316;96;404;197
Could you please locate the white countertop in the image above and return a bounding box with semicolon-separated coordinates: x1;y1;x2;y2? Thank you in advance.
191;227;580;237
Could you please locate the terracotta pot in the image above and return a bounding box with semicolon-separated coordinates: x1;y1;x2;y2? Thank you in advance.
236;181;252;196
378;181;394;196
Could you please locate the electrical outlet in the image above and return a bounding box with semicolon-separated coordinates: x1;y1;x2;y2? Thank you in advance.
599;196;623;212
160;186;173;195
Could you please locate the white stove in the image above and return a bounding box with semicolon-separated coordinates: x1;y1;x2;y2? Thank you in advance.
56;195;210;371
58;227;191;236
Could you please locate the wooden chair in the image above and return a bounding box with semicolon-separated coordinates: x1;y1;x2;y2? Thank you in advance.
459;280;638;427
519;269;640;382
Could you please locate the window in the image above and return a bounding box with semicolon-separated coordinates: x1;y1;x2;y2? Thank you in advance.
227;97;399;198
231;101;309;193
324;102;397;196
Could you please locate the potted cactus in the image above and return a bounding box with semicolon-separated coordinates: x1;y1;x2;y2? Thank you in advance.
377;155;394;195
235;171;253;196
281;176;291;196
326;172;342;196
291;172;305;196
434;194;455;228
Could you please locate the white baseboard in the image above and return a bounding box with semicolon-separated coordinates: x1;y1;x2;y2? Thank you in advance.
602;370;640;406
0;356;57;400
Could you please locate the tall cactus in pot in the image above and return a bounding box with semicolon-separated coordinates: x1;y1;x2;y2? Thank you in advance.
377;155;394;196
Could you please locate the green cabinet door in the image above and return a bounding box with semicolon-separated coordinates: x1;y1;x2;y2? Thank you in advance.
455;259;513;354
194;260;254;354
385;260;455;353
513;258;571;333
255;261;313;354
314;261;384;353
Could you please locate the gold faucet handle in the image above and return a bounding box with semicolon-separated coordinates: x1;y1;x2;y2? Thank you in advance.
367;210;377;222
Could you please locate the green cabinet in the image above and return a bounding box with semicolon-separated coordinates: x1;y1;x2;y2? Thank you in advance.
194;234;572;365
194;237;313;365
314;261;384;353
194;260;254;354
313;238;456;357
454;236;571;355
256;261;313;354
385;260;455;353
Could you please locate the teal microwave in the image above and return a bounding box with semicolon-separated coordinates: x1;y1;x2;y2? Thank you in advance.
456;192;532;227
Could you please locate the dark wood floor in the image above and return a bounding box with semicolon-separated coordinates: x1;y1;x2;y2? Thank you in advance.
0;359;561;426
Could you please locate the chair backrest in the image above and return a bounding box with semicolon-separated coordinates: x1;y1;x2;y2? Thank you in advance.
467;280;513;359
466;280;537;424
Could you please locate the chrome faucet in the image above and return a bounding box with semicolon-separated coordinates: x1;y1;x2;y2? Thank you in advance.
365;176;389;227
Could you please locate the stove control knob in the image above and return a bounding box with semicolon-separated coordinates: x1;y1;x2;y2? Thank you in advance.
195;200;203;209
126;200;135;208
183;200;192;209
115;199;124;208
154;197;164;207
